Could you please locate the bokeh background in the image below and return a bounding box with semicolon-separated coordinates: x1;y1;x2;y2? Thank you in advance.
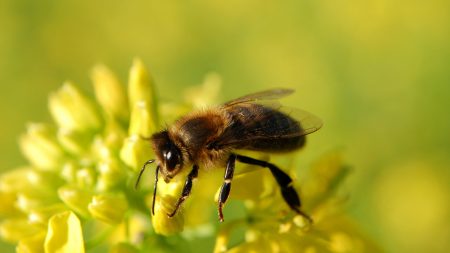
1;1;449;252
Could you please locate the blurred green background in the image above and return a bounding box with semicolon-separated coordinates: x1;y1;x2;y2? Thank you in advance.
1;0;449;252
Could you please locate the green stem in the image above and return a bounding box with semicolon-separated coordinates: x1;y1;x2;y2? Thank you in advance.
85;225;115;250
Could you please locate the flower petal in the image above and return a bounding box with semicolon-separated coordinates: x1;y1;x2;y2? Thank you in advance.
44;211;85;253
16;231;46;253
128;58;159;132
48;82;102;132
58;185;93;218
91;64;129;123
88;192;128;224
119;135;152;171
19;123;65;171
151;194;185;235
57;128;91;155
129;101;155;137
28;204;68;226
150;179;185;235
0;219;43;243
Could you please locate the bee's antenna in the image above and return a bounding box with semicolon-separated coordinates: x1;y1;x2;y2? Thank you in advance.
135;159;155;189
152;165;160;216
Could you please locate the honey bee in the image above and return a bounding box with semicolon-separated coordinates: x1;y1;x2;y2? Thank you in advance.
136;88;322;222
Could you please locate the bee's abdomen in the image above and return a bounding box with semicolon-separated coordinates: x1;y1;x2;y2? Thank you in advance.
226;105;306;152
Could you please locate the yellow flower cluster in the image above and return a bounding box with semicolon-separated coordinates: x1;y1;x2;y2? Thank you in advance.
0;59;188;252
0;60;377;252
213;153;380;253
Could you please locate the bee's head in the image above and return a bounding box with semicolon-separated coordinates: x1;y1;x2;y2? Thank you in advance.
151;130;183;182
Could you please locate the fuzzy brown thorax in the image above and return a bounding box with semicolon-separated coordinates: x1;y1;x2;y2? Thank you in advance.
168;109;231;170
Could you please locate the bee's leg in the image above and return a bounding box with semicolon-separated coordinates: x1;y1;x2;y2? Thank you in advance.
235;155;312;223
151;165;160;215
167;165;199;218
218;154;237;222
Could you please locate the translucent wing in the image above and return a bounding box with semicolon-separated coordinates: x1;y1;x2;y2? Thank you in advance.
223;88;294;107
274;105;323;136
214;90;323;151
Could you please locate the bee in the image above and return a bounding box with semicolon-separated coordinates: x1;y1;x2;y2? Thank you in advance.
136;88;322;222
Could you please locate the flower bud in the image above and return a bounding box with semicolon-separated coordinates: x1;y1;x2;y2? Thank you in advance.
0;219;43;243
151;179;185;235
58;185;93;218
48;82;102;132
97;160;126;191
303;152;349;209
1;169;61;212
151;194;184;235
26;169;63;193
103;119;128;151
129;101;155;137
91;65;129;122
0;191;17;216
60;162;77;184
16;191;57;213
91;136;114;162
120;135;152;171
57;128;91;155
44;211;85;253
76;167;97;189
329;232;354;252
128;58;158;129
245;228;262;243
28;204;68;226
16;231;46;253
88;192;128;224
19;123;65;170
0;168;31;193
293;215;310;230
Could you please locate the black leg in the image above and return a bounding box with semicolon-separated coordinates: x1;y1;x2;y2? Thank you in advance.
135;159;155;189
151;165;160;215
218;154;237;222
236;155;312;223
167;165;199;217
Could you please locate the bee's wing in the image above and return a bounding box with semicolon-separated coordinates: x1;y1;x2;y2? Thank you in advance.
215;100;323;149
274;105;323;136
222;88;294;107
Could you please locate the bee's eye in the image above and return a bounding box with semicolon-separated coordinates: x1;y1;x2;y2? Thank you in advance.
164;149;180;171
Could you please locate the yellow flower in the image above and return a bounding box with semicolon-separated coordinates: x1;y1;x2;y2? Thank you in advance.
0;59;224;252
213;152;380;253
0;59;166;252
